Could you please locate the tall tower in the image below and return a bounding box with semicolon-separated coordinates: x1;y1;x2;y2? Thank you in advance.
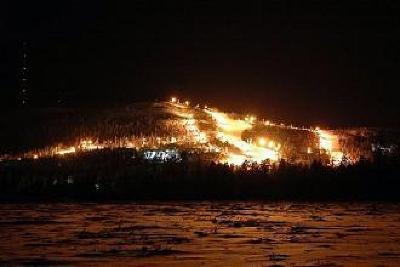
20;41;29;106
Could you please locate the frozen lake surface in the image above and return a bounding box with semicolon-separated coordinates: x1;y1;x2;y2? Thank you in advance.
1;202;400;266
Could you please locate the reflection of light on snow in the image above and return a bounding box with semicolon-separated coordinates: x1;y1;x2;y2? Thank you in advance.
184;118;208;144
80;139;103;150
318;130;333;152
258;137;266;146
225;153;247;165
268;140;275;149
206;109;279;165
316;129;345;166
170;102;208;144
56;147;76;155
331;151;344;166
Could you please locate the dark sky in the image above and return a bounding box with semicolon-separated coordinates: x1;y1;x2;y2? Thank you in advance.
1;1;399;127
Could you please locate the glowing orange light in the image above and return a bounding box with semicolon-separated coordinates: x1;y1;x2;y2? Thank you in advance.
258;137;266;146
56;147;76;155
80;139;103;150
268;140;275;149
206;109;279;165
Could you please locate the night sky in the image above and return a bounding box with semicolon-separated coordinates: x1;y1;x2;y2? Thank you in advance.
1;1;399;127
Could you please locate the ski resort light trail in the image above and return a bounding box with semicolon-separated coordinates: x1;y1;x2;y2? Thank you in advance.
205;109;279;165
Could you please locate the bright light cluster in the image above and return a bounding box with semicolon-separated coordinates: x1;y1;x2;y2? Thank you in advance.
80;139;104;150
206;109;279;165
56;146;76;155
9;97;351;168
316;129;343;166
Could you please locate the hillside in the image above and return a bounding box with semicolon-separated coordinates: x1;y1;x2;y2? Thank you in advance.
1;99;399;167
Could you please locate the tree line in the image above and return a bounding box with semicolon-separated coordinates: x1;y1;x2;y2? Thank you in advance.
1;148;399;201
